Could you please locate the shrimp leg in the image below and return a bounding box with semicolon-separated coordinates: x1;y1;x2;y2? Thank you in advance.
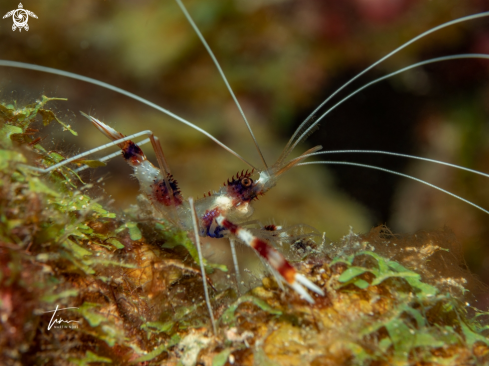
216;216;324;303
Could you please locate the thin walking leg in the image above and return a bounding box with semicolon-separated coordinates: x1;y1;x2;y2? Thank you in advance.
189;197;217;335
229;238;241;295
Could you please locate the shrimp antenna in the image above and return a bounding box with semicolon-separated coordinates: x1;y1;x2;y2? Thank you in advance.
280;53;489;162
0;60;257;171
298;161;489;215
299;150;489;179
174;0;268;170
279;11;489;161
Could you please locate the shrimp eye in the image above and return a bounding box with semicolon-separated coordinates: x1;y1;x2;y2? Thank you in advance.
241;177;252;187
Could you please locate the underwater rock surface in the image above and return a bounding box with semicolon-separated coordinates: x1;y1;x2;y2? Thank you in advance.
1;98;488;365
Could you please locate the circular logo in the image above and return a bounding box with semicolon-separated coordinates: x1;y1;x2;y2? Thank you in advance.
3;3;38;32
12;9;28;28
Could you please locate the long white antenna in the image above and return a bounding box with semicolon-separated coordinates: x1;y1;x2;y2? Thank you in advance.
298;161;489;215
299;150;489;179
287;54;489;156
174;0;268;170
283;12;489;156
0;60;257;170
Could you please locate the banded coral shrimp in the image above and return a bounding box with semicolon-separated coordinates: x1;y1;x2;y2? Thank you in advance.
0;0;488;318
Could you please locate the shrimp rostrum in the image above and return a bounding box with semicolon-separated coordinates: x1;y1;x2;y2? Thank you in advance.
80;111;325;304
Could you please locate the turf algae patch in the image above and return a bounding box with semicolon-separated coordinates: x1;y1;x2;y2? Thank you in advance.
1;98;488;366
0;97;229;365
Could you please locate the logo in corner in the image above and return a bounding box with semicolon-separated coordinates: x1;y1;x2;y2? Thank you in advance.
43;305;80;330
3;3;37;32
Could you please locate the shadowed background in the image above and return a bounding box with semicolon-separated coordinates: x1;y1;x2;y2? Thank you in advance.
1;0;488;301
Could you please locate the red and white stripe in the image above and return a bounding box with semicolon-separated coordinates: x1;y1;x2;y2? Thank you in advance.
216;216;324;303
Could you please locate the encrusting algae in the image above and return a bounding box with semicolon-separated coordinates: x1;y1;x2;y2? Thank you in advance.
0;97;488;365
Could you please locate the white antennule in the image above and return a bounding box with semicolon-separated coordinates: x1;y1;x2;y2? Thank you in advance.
298;161;489;215
174;0;268;170
0;60;257;171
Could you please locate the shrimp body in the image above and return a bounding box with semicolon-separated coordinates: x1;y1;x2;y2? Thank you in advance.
87;114;324;303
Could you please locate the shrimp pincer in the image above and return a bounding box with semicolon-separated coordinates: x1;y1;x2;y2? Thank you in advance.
82;112;325;304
